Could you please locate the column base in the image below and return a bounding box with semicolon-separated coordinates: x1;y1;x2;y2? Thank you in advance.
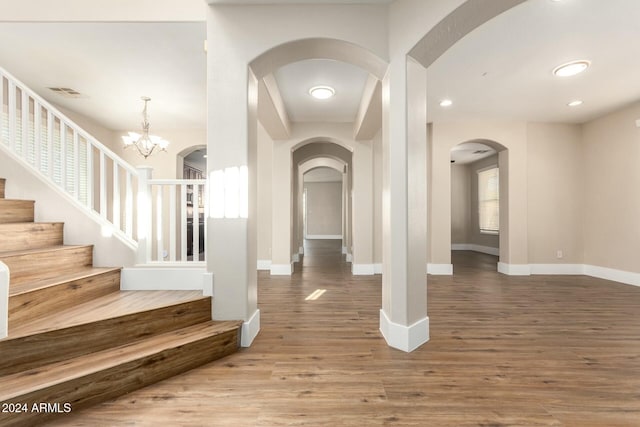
270;263;293;275
241;309;260;347
379;309;429;353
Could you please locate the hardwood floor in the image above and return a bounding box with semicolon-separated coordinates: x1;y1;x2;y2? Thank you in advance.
46;243;640;426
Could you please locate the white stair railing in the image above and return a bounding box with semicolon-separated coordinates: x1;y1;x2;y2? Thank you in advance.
0;66;209;266
0;66;139;249
141;179;207;264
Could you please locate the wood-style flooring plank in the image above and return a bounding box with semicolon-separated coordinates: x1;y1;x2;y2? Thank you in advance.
0;291;211;376
0;199;34;223
0;222;63;252
43;245;640;427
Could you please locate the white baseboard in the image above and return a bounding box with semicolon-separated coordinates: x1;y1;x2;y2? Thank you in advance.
241;309;260;347
452;243;499;256
529;264;584;275
497;262;531;276
427;263;453;275
374;263;383;274
346;253;353;262
0;261;8;339
379;309;429;353
257;260;272;271
584;264;640;287
270;263;293;276
306;235;342;240
121;266;207;290
352;264;375;275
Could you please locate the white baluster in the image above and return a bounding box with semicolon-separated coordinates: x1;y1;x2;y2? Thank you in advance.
181;183;187;261
34;102;41;172
47;112;54;179
86;141;94;210
8;82;15;152
169;184;177;262
113;162;121;230
193;183;200;260
73;130;79;199
60;123;66;191
99;152;106;218
21;90;28;160
156;186;163;262
125;172;133;238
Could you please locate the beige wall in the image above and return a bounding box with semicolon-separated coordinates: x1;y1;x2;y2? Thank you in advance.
430;120;528;266
304;182;342;237
450;164;470;244
526;123;583;264
582;102;640;273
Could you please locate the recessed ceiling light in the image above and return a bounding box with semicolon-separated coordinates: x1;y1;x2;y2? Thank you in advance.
309;86;335;100
439;99;453;107
553;60;590;77
567;100;583;107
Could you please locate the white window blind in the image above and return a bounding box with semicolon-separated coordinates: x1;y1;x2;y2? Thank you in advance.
478;167;499;233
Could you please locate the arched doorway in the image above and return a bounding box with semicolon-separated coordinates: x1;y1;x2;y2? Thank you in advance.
450;140;507;272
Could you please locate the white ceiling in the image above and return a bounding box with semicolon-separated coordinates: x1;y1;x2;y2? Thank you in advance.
274;59;370;123
450;142;496;165
1;0;638;134
427;0;640;124
0;22;206;131
208;0;392;3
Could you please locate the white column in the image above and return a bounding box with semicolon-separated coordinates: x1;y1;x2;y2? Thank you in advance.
351;142;374;275
0;261;8;339
136;166;153;265
270;141;293;275
207;22;259;346
379;57;429;352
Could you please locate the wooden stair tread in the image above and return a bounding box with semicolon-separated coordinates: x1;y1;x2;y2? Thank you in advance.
9;266;121;297
0;199;34;223
0;320;242;402
7;290;206;339
0;244;89;258
0;221;64;252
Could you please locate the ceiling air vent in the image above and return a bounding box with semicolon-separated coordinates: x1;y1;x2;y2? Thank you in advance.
48;87;84;98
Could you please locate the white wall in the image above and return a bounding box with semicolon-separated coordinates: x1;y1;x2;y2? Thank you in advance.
0;148;136;268
54;104;207;180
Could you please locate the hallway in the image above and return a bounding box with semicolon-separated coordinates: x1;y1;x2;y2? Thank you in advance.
49;249;640;426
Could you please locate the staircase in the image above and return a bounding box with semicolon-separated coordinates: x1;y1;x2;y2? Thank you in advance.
0;177;242;427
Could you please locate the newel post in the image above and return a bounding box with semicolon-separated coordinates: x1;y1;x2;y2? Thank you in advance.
136;166;153;265
0;261;9;339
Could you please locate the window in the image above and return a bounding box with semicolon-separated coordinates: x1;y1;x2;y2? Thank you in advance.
478;167;499;234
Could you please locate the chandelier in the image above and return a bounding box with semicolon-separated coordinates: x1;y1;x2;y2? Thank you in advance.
122;96;169;159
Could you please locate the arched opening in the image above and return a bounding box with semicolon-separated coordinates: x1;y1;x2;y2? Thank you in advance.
176;144;206;179
450;139;507;272
291;142;353;273
249;38;385;278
